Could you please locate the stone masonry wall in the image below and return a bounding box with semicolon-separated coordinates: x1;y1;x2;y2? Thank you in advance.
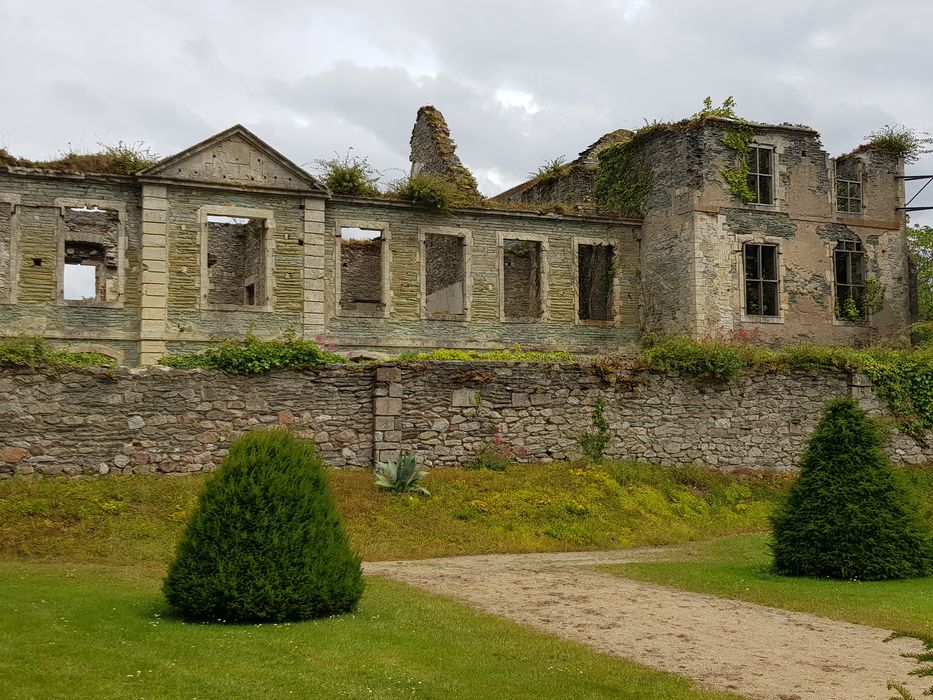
2;362;930;478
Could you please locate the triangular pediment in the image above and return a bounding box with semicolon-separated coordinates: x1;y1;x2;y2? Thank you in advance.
138;125;328;195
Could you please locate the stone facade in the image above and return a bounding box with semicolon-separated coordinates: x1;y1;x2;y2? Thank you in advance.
1;362;929;478
0;110;913;365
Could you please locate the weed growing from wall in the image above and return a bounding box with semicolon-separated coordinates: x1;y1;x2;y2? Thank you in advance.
578;397;611;462
0;335;114;370
314;149;381;197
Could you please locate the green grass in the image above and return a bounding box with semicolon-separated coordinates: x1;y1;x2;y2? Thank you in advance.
0;562;737;700
0;462;791;565
607;533;933;641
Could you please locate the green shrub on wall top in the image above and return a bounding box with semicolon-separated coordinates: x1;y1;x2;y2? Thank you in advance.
163;429;363;622
158;332;346;374
770;397;933;580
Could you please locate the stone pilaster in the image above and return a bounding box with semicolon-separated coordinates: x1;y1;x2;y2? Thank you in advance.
138;185;169;365
373;365;403;464
302;197;326;340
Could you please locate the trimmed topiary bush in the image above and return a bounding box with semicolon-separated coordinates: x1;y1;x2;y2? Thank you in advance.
163;429;363;622
771;397;933;580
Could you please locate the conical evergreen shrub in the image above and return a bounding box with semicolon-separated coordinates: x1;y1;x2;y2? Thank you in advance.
163;429;363;622
771;397;933;580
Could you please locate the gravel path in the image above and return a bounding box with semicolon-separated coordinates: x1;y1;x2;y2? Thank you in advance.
365;549;928;700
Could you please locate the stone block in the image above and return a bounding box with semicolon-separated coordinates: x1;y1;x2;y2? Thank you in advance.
452;388;480;407
376;366;402;383
375;397;402;415
374;416;395;430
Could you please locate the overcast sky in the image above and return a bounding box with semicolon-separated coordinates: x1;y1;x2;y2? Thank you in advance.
1;0;931;224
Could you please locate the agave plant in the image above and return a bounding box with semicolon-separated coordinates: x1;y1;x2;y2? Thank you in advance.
374;452;430;495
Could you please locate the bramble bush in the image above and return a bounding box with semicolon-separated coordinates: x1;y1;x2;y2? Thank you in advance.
770;397;933;580
163;429;363;622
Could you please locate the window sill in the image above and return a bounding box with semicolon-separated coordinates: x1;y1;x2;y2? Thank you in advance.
501;316;545;324
201;303;273;313
575;319;620;327
741;314;783;324
424;313;469;322
336;309;388;320
59;300;125;309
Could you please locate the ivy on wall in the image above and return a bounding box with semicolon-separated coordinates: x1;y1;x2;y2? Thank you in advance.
592;140;653;216
720;124;757;203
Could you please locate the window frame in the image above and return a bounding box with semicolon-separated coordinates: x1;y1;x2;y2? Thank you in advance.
833;238;867;322
742;242;781;319
835;177;863;215
335;219;391;319
419;226;472;321
55;198;127;309
573;236;618;325
0;194;21;305
497;231;548;323
198;205;276;313
745;144;775;206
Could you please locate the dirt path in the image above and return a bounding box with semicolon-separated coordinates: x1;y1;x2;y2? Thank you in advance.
365;549;928;700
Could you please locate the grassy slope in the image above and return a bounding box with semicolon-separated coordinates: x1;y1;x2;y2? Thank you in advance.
0;462;791;564
608;533;933;640
0;562;738;700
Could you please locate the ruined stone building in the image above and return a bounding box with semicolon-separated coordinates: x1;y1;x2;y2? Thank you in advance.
0;106;911;365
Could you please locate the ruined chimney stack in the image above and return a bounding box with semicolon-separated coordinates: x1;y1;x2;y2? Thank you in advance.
408;105;482;203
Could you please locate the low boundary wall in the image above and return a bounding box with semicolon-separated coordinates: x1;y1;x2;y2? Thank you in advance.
0;362;927;477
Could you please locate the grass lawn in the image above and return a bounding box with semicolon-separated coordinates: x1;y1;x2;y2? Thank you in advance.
607;533;933;641
0;461;792;564
0;561;738;700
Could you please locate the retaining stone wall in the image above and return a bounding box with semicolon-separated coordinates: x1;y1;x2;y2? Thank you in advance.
0;362;929;478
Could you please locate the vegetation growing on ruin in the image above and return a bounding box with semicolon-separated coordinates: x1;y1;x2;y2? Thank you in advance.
417;105;482;202
390;173;462;211
0;141;160;175
592;139;653;215
862;125;933;164
0;335;114;370
530;156;570;184
834;277;885;322
639;335;933;439
394;346;574;362
157;332;347;374
314;149;381;197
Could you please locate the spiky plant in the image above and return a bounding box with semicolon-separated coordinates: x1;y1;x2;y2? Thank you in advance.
374;452;430;495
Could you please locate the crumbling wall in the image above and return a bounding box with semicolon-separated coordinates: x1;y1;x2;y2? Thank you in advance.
409;106;482;203
206;220;264;306
340;239;383;312
424;233;465;317
324;198;641;354
503;239;541;319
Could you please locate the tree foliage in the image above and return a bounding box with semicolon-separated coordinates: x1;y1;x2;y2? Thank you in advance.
909;224;933;322
770;397;933;580
163;429;363;622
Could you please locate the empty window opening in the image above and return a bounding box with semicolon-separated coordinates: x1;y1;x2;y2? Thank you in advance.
578;244;614;321
206;215;266;307
836;179;862;214
64;241;106;301
747;145;773;205
744;243;779;317
835;239;866;319
424;233;465;318
503;239;542;320
340;227;383;316
0;203;11;299
62;207;119;303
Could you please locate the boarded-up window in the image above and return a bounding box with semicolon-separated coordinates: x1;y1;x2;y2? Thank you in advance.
62;207;119;303
578;243;614;321
424;233;465;318
206;216;266;307
340;227;383;316
503;239;542;320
